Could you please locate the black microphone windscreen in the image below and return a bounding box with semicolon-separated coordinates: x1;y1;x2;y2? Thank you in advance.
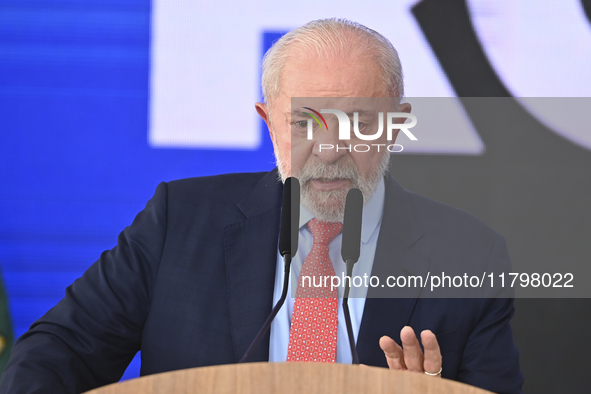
341;188;363;263
279;177;300;257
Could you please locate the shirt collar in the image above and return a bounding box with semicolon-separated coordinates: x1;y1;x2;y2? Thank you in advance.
299;178;385;244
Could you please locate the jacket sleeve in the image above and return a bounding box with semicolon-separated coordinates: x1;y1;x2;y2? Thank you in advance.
458;235;524;394
0;182;169;394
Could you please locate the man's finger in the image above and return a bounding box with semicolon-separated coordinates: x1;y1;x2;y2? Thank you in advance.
400;326;424;372
421;330;442;377
379;335;406;370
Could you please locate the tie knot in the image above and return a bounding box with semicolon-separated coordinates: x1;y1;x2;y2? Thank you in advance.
308;219;343;246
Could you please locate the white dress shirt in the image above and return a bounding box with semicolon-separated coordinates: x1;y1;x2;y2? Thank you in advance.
269;179;385;363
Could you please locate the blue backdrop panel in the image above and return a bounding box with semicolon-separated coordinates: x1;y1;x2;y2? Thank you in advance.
0;1;281;380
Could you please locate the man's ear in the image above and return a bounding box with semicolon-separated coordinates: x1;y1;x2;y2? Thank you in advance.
255;102;274;142
398;102;411;114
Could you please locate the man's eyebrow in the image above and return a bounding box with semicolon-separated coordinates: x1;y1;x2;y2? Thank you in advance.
289;110;310;117
347;109;378;117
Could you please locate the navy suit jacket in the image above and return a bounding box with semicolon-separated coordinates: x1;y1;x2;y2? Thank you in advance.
0;170;523;393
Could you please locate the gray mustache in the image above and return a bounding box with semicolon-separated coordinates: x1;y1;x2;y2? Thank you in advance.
297;161;360;184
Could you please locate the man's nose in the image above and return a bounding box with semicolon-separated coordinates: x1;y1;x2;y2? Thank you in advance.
312;127;349;164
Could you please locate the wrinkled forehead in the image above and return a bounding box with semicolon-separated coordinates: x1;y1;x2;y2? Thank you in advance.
277;47;389;101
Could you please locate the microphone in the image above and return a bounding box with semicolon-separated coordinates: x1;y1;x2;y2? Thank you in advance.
279;176;300;258
239;177;300;363
342;188;363;266
341;188;363;364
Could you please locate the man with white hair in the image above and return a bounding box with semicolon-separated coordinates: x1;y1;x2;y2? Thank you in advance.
0;19;523;394
256;18;439;369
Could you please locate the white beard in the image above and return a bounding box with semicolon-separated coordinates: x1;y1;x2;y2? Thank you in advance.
274;140;390;223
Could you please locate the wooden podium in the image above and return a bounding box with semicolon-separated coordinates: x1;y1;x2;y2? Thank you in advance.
84;362;494;394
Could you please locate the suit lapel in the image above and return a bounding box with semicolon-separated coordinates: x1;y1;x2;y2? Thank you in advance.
357;174;431;366
225;170;282;362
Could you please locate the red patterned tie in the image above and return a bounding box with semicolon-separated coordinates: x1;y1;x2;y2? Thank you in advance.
287;219;343;362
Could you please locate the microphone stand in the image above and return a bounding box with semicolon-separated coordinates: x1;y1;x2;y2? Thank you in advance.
239;252;291;363
341;187;363;365
240;177;299;363
342;258;360;364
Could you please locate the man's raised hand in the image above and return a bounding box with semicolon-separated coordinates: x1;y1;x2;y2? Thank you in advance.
379;326;442;376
